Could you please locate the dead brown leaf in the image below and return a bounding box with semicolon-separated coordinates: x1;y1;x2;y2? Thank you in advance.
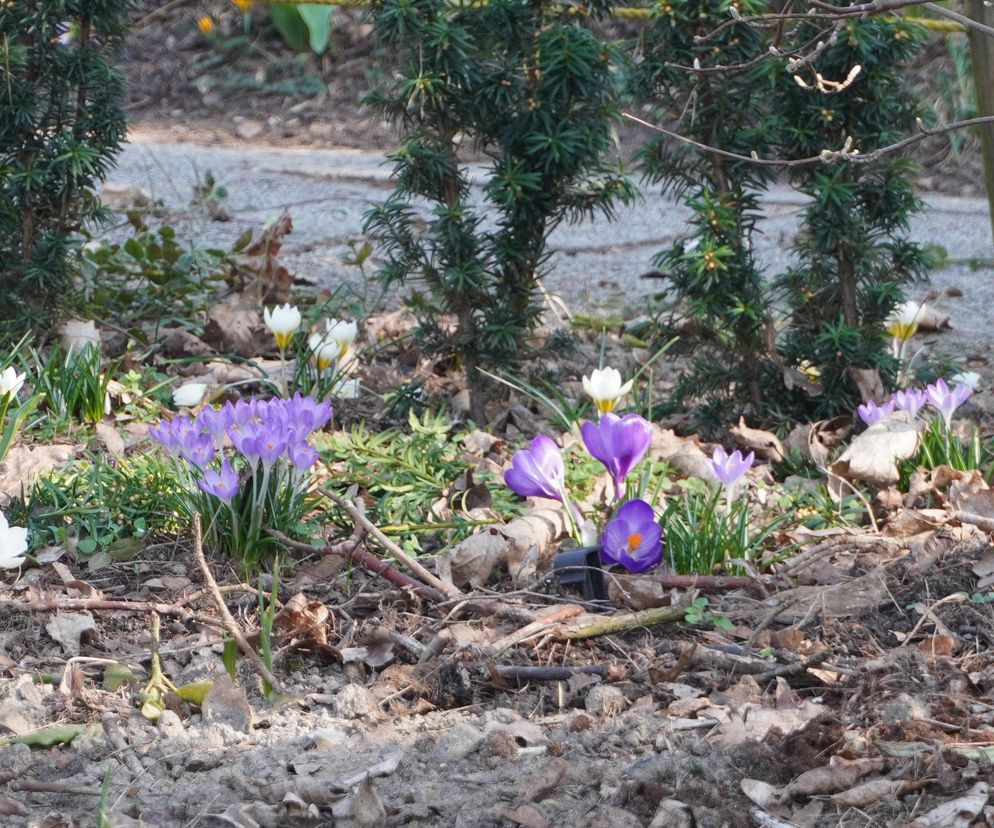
94;421;125;458
273;593;329;646
849;367;886;402
829;417;920;485
203;292;262;357
45;612;96;655
0;444;76;501
232;210;294;303
650;427;712;479
503;804;553;828
731;417;785;462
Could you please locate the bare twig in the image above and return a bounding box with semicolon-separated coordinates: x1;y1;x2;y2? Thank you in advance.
624;111;994;170
191;514;284;695
490;662;624;683
954;510;994;533
486;604;585;656
319;487;462;599
556;604;688;640
0;599;217;628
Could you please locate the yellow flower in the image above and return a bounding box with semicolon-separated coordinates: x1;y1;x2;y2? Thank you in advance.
797;360;821;383
230;0;253;11
196;15;214;35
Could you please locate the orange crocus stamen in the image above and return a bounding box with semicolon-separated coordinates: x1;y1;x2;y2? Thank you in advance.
627;532;642;551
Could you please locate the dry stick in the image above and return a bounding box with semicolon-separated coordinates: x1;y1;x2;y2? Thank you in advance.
319;487;462;600
101;713;144;778
490;663;622;683
954;511;994;533
754;648;834;683
266;525;442;600
652;574;755;590
191;514;284;695
0;599;217;628
556;604;688;640
486;604;585;656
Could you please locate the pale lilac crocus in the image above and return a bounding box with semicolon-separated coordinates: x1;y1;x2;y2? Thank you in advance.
197;405;234;448
600;499;662;573
581;413;653;500
707;446;754;508
926;378;973;430
179;433;215;469
891;388;926;419
504;435;566;502
857;399;894;426
198;460;239;502
288;441;319;470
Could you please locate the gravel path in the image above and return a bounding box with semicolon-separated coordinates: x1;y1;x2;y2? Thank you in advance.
110;129;994;364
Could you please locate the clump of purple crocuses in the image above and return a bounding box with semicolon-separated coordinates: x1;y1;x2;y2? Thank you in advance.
149;393;331;565
504;413;661;573
856;378;972;432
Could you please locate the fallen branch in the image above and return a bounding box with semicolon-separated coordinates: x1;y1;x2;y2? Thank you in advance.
0;599;216;627
954;510;994;533
486;604;585;656
556;604;688;640
347;542;446;603
490;663;625;683
191;514;284;695
652;574;755;590
319;487;463;600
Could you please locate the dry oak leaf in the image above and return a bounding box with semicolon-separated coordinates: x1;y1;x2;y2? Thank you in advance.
45;612;96;655
909;781;989;828
731;417;785;463
0;444;75;501
233;209;294;304
829;416;920;486
650;426;712;479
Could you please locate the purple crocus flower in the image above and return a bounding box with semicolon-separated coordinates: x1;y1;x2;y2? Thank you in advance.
926;378;973;430
197;460;239;502
256;423;288;467
857;399;894;426
179;432;216;469
707;446;754;490
286;393;333;434
197;405;234;447
288;441;319;470
581;413;653;500
228;421;263;462
891;388;926;419
148;420;179;454
600;499;662;573
504;435;566;502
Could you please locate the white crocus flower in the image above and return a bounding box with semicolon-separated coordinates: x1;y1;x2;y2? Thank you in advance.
951;371;981;391
0;511;28;569
0;366;25;398
309;333;339;373
324;319;358;359
582;367;634;415
263;304;301;350
885;300;923;343
173;382;208;408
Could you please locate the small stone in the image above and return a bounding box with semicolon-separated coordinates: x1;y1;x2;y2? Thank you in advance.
157;709;184;738
333;683;380;720
235;119;264;140
430;723;484;763
585;684;628;716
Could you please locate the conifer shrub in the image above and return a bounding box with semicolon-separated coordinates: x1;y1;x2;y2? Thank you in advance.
363;0;634;420
0;1;130;327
